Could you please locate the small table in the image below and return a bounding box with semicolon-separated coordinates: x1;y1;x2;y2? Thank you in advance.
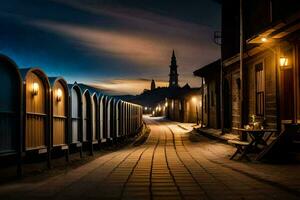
231;128;279;160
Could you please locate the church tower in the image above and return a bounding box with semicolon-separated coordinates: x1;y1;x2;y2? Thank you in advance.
151;79;156;90
169;50;179;88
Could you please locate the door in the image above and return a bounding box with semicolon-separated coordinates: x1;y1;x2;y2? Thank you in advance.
280;66;294;123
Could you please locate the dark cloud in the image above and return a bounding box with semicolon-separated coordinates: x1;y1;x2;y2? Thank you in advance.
0;0;220;94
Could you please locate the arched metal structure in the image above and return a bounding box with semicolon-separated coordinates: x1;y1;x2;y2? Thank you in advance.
49;77;69;154
20;68;50;154
110;98;117;139
82;89;91;144
91;92;98;144
0;54;22;176
68;83;83;149
116;99;122;138
103;96;109;141
107;97;114;140
99;95;105;142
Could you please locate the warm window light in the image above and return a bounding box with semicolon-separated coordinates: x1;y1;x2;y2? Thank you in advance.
165;102;168;107
192;97;197;103
32;82;39;96
57;88;62;102
279;57;288;67
261;37;268;42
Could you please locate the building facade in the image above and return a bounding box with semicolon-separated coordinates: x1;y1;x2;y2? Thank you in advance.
222;0;300;132
194;60;221;129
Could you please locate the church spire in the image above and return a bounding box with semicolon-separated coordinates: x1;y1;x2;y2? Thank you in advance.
151;79;156;90
169;50;179;88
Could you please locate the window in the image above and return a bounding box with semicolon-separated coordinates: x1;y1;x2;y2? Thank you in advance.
255;63;265;116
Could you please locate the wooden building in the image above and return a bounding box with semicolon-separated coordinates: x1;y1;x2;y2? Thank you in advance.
49;77;69;158
165;87;201;123
0;55;22;175
218;0;300;141
194;60;221;129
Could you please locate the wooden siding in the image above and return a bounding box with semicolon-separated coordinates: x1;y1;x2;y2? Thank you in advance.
231;70;241;129
52;81;66;145
246;50;277;129
0;62;19;153
25;72;47;149
71;87;80;143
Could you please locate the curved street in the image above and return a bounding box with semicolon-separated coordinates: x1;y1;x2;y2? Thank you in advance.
0;116;299;200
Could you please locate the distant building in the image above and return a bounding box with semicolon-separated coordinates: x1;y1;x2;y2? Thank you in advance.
169;50;179;88
151;79;156;90
194;59;221;129
128;49;201;121
165;87;201;123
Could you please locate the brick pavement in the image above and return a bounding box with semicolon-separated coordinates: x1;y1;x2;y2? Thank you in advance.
0;116;299;200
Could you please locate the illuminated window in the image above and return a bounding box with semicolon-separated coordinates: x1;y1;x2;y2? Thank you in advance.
255;63;265;116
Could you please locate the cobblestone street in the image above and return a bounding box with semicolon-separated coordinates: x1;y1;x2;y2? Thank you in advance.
0;116;300;200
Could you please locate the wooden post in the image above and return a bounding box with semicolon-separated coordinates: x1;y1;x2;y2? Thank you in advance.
239;0;244;127
201;78;204;127
239;0;247;141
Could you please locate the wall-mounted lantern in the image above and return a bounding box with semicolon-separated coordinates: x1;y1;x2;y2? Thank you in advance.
56;88;62;102
32;82;39;96
279;56;288;67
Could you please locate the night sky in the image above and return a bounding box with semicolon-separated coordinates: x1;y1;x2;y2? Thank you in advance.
0;0;221;95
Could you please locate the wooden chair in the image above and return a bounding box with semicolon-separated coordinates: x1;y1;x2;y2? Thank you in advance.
228;139;251;161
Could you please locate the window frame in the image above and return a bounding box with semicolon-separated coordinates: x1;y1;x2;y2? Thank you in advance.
255;61;265;117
